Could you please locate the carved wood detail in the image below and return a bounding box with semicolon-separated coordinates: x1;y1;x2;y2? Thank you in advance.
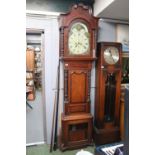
60;27;64;57
92;29;97;58
87;70;91;102
64;70;68;103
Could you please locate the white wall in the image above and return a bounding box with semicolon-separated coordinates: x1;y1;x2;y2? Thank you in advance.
98;20;116;42
98;19;129;44
26;15;59;144
94;0;114;16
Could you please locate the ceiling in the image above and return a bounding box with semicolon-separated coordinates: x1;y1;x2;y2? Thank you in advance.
26;0;129;21
26;0;95;13
94;0;129;21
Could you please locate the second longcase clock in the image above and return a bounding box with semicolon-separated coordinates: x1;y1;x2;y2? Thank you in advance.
59;4;98;150
94;42;122;145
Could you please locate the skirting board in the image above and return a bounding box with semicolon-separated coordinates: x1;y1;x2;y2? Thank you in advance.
26;141;45;147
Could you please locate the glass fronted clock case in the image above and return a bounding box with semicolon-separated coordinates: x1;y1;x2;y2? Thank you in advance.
94;42;122;145
59;4;98;150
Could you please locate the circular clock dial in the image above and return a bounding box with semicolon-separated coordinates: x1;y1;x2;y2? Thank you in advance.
104;47;119;64
68;22;90;55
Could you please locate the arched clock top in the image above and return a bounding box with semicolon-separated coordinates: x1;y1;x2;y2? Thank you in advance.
59;4;98;29
59;3;99;60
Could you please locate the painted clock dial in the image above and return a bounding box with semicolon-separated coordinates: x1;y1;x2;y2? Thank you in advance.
104;47;119;64
68;22;90;55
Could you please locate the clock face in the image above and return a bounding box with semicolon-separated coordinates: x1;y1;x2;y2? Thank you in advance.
68;22;90;55
103;47;119;64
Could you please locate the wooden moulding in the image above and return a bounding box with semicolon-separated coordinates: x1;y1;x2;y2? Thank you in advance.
65;103;90;115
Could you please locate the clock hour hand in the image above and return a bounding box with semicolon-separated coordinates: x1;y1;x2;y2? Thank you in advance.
109;49;115;63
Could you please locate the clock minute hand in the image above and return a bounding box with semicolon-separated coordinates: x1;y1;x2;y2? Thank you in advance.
109;49;115;63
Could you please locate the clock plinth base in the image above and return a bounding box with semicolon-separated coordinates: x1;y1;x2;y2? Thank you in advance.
93;126;120;146
61;113;93;151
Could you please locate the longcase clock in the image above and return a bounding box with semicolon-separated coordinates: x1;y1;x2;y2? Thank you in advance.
94;42;122;145
59;4;98;150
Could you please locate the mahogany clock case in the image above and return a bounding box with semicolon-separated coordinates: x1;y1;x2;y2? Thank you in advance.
59;4;99;150
94;42;122;145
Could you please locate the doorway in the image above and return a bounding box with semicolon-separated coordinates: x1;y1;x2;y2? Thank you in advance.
26;29;46;145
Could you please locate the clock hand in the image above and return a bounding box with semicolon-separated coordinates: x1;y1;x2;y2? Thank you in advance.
109;49;115;63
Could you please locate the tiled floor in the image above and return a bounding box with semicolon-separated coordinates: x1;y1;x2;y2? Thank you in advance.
26;144;95;155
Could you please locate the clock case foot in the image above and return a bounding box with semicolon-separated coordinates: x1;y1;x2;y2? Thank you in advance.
93;126;120;146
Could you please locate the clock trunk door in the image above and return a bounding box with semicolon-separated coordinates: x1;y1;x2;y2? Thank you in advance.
65;69;90;114
70;70;87;103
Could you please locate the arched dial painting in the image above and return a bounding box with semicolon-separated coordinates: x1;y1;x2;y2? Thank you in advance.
68;22;90;55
